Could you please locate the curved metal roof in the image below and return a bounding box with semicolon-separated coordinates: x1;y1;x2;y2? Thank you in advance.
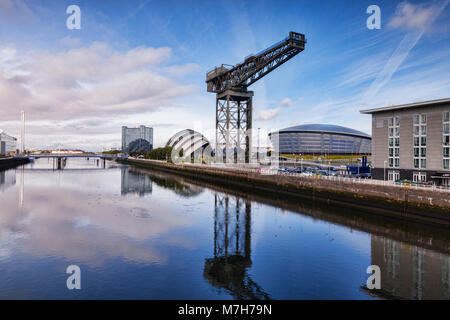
166;129;212;159
166;129;211;149
278;124;371;138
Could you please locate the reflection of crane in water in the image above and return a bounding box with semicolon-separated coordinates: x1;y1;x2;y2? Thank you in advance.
203;194;270;300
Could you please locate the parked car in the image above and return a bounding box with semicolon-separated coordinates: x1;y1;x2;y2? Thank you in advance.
292;167;304;173
278;167;290;174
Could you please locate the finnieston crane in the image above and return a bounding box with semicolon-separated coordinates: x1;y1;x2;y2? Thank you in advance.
206;31;307;163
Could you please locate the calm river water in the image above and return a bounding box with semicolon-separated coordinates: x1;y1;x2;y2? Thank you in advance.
0;158;449;299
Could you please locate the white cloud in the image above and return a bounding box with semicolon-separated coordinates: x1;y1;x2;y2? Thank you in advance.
59;36;82;48
387;1;443;31
0;42;195;121
280;97;292;107
257;108;280;121
162;63;201;77
0;43;208;150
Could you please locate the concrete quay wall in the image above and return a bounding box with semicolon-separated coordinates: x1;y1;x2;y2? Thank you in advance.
0;157;29;170
121;159;450;227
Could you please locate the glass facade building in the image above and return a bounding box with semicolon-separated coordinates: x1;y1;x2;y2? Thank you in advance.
121;126;153;153
271;124;371;155
0;130;17;156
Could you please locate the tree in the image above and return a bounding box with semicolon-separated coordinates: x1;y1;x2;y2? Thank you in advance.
102;149;121;155
146;146;173;161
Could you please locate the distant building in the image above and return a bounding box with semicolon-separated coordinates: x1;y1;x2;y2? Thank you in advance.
269;124;371;155
361;98;450;185
122;126;153;153
0;130;17;156
50;150;83;154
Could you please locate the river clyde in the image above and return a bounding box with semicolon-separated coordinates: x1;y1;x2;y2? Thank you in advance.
0;158;448;299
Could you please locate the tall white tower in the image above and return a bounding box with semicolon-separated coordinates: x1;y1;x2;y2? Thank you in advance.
20;110;25;154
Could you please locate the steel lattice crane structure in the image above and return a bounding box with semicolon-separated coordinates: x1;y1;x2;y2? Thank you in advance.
206;31;306;162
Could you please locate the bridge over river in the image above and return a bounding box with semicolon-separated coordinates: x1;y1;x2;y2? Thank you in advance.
28;153;128;160
27;154;128;170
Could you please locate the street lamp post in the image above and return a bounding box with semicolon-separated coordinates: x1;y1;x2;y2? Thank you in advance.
257;128;260;163
384;160;387;181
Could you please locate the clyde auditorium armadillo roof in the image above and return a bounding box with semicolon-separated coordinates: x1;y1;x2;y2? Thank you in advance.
277;124;371;139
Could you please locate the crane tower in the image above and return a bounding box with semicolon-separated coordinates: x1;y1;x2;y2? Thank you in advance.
206;31;306;162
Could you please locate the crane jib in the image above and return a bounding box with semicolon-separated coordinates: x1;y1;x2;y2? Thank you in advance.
206;32;306;94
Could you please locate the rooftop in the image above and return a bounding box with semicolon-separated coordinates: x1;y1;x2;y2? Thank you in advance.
277;124;371;138
360;97;450;114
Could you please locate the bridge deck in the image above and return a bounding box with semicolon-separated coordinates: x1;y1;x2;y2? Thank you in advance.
28;154;128;159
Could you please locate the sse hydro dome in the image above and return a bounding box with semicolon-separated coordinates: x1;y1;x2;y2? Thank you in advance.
270;124;371;155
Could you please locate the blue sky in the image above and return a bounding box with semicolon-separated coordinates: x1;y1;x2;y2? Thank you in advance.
0;0;449;150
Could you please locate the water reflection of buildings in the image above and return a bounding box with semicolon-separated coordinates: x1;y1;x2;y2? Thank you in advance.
203;194;270;300
141;169;204;198
371;235;450;299
0;169;16;192
121;168;153;196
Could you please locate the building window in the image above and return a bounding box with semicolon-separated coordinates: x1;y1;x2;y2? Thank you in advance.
413;113;426;169
444;111;450;170
421;159;426;169
388;116;400;168
413;172;427;183
388;170;400;181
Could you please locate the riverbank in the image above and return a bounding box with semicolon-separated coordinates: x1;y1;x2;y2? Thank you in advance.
119;159;450;227
0;157;29;170
134;165;450;254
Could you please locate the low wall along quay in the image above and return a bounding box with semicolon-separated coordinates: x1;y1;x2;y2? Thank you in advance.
120;159;450;227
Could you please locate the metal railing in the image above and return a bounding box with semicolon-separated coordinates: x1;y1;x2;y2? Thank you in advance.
275;172;450;193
